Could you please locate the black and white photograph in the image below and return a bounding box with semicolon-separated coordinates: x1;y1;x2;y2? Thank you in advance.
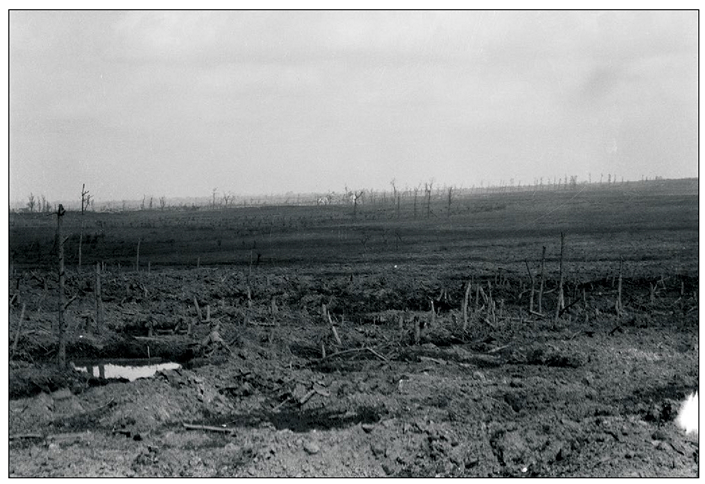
7;8;698;477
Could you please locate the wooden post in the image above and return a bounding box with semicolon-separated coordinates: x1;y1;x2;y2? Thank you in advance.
56;204;67;369
649;283;656;304
538;246;546;313
323;304;342;345
194;296;203;322
616;257;623;316
525;260;535;313
447;186;452;217
249;250;253;279
78;184;89;273
462;280;472;332
95;262;102;334
554;232;565;325
10;303;26;360
429;300;435;328
413;189;418;219
135;239;141;272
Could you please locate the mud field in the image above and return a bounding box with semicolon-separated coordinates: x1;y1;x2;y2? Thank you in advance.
8;180;699;477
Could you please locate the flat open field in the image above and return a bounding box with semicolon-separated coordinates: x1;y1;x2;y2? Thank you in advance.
8;178;699;477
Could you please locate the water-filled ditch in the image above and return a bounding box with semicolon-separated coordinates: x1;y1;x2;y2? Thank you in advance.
72;358;181;381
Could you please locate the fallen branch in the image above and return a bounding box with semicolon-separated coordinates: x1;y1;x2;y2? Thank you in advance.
320;346;386;361
299;389;318;405
9;433;44;441
182;423;235;434
63;294;79;310
89;397;115;413
486;343;511;354
567;330;582;341
419;356;446;365
272;396;293;412
365;347;389;362
559;297;582;317
247;321;276;327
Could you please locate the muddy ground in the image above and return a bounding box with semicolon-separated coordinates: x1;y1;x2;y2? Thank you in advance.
7;264;699;477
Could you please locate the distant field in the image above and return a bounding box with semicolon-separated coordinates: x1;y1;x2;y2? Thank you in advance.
9;178;698;279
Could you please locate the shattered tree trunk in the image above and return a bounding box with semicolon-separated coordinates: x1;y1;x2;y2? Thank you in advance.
462;280;472;332
538;246;546;313
616;257;623;316
525;260;535;313
56;205;67;369
95;262;102;334
554;232;565;325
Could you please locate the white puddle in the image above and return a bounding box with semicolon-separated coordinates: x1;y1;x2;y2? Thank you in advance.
72;361;181;381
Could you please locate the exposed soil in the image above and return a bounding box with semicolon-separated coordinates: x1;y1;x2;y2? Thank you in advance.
8;265;699;477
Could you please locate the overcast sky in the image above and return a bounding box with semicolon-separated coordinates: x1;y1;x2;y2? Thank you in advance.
9;10;698;204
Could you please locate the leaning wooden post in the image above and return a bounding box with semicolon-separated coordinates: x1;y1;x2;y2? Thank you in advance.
323;304;342;345
554;232;565;325
462;280;472;332
616;257;623;316
10;303;27;360
194;296;203;322
56;204;67;369
95;262;103;334
538;246;546;313
524;260;535;313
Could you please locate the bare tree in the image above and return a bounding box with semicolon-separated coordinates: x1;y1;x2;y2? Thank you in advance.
27;193;36;213
447;186;453;217
78;184;90;271
350;189;364;220
425;181;434;218
413;184;420;219
159;196;167;210
212;188;218;209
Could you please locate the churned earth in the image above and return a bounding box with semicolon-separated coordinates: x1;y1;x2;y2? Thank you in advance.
8;266;699;477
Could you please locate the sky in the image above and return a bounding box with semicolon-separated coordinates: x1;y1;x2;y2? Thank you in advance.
8;10;698;204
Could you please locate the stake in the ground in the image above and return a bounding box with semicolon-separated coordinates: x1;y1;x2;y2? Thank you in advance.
616;257;623;316
56;204;67;369
525;260;535;313
95;262;102;334
322;304;342;345
462;279;472;332
538;246;546;313
554;232;565;325
10;303;27;361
